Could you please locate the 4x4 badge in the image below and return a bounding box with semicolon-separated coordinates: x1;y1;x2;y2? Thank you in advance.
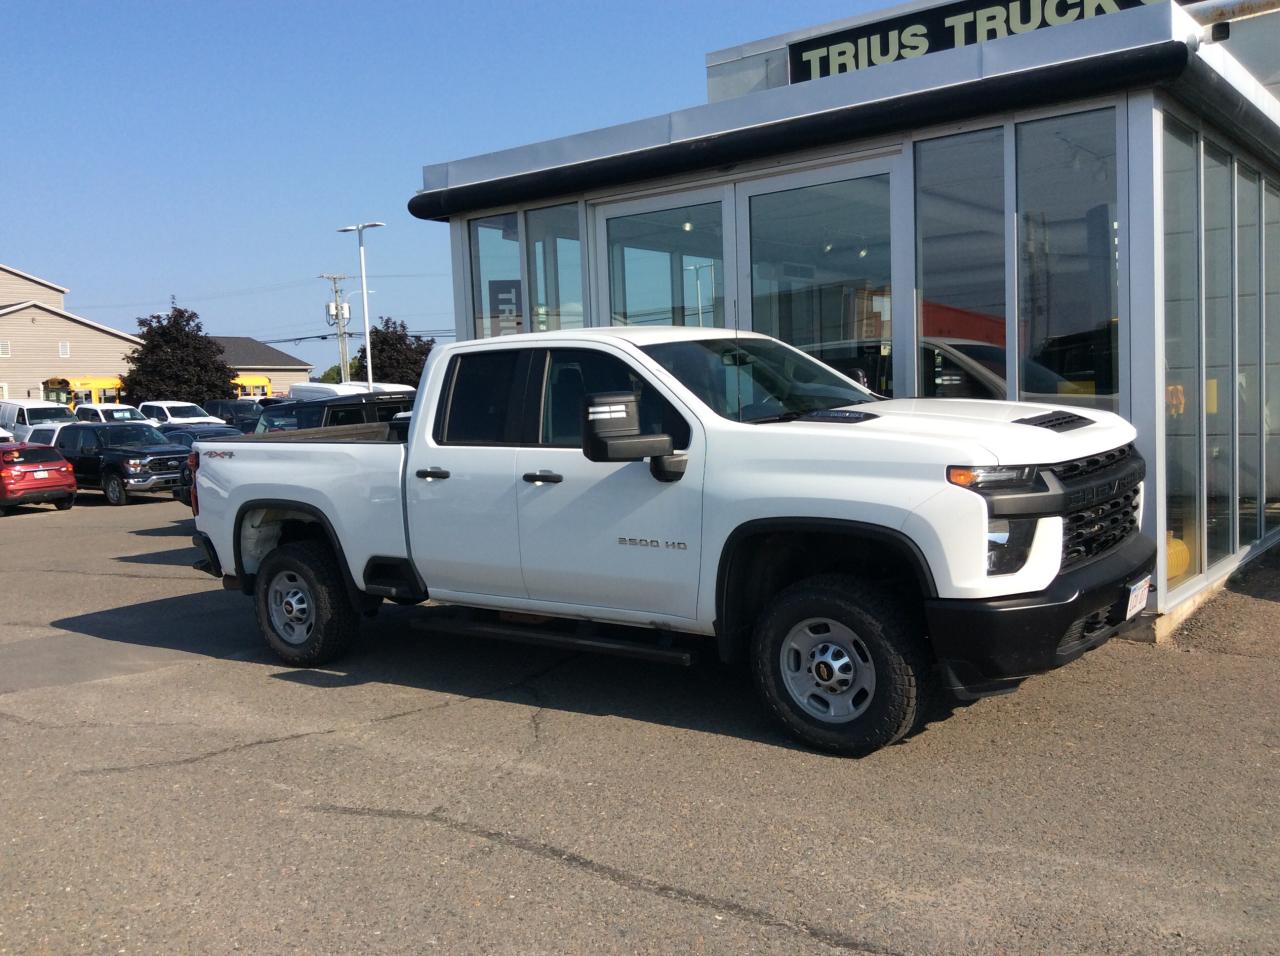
204;450;235;459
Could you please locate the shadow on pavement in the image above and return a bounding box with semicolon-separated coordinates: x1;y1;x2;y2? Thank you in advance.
51;592;807;751
130;517;196;538
115;547;201;568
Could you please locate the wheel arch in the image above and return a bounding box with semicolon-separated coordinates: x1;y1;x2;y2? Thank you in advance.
232;498;366;609
714;517;937;664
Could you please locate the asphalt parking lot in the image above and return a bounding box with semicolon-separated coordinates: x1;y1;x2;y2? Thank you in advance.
0;495;1277;955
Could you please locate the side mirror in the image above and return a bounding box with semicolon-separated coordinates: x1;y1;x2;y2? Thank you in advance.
583;392;672;462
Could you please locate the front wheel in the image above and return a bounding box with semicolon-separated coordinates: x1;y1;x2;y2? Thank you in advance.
254;540;360;666
751;575;934;756
103;473;129;506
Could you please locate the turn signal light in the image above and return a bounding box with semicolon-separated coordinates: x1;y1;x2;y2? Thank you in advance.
947;464;1037;490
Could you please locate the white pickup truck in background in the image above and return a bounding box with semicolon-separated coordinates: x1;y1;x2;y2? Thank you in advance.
191;327;1155;755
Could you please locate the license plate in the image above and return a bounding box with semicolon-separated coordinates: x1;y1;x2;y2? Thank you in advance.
1125;575;1151;620
33;470;48;479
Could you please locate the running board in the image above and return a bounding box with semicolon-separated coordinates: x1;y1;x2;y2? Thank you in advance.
413;613;696;666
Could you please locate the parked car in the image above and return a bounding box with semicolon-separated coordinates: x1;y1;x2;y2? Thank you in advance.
0;426;13;443
0;399;76;443
286;382;413;402
160;424;242;505
74;403;156;424
54;422;189;506
255;390;415;433
193;327;1154;756
0;443;76;514
203;398;265;430
136;401;224;426
24;421;76;447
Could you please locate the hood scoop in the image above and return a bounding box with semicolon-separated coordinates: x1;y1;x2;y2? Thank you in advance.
1014;410;1092;432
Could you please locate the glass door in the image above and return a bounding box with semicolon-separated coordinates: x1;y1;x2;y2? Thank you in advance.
733;156;909;395
593;185;735;330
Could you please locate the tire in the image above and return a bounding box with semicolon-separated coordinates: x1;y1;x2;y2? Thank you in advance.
103;473;129;506
254;539;360;666
751;574;934;757
55;497;74;511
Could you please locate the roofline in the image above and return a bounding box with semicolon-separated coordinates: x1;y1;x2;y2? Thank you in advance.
229;363;314;370
409;40;1194;221
0;300;142;344
0;264;69;294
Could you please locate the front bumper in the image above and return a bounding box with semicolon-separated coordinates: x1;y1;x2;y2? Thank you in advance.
124;472;181;491
925;533;1156;697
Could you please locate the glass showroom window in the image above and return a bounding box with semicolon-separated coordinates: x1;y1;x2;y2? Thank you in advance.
470;212;523;337
1237;166;1262;546
749;174;893;393
915;128;1006;400
1203;143;1234;567
1016;109;1119;410
1265;181;1280;534
526;204;584;332
607;202;724;327
1163;119;1201;588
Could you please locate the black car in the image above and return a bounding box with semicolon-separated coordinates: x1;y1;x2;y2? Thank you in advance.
53;423;190;506
255;391;414;433
203;399;265;431
160;424;242;504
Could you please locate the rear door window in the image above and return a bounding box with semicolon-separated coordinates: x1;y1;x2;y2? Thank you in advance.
327;405;366;427
438;351;522;445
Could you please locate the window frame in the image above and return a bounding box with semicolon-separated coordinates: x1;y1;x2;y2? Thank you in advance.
530;346;692;450
432;348;533;447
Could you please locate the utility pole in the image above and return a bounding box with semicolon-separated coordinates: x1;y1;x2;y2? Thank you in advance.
319;274;351;382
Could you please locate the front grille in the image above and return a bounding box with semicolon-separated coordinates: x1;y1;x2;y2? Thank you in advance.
1049;443;1134;482
1061;481;1140;568
147;457;183;474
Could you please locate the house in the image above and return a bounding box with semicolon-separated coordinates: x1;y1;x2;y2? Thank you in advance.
0;263;140;404
211;337;312;397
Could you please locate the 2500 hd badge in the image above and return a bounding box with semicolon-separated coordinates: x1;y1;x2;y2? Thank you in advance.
618;537;688;550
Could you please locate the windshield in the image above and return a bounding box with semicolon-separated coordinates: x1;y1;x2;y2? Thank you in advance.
104;424;168;447
103;407;146;422
28;406;75;424
165;404;210;418
641;338;874;423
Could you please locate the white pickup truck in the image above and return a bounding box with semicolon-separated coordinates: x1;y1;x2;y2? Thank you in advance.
191;327;1155;755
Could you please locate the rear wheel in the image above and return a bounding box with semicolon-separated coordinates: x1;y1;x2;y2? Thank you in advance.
751;574;934;756
255;540;360;666
103;473;129;506
54;497;74;511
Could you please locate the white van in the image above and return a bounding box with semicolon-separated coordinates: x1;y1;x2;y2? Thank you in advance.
286;381;414;402
0;400;76;443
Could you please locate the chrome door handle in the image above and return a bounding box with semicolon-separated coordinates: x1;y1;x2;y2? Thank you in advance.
522;471;563;484
416;467;450;480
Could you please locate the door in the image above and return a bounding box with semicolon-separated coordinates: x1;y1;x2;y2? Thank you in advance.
593;185;736;331
56;428;99;487
405;348;528;599
734;156;912;396
514;346;705;619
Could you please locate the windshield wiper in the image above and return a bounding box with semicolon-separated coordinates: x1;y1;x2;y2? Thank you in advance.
747;404;877;425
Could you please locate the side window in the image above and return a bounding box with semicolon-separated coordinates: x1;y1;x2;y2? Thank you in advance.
327;405;365;427
921;346;997;399
56;429;81;455
142;405;161;420
439;350;522;445
295;406;324;430
375;403;407;422
76;407;95;421
541;349;690;449
29;429;51;445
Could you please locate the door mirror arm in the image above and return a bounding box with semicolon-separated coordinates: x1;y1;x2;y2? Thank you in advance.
650;454;687;483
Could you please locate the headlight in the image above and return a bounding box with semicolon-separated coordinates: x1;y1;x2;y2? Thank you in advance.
947;464;1038;490
986;518;1037;574
124;459;145;473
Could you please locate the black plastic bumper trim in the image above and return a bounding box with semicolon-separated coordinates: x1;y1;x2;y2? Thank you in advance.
925;533;1156;697
192;532;223;578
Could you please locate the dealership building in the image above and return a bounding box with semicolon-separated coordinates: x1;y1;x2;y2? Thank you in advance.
409;0;1280;618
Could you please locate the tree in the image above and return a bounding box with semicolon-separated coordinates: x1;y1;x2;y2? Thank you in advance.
351;317;435;387
316;364;343;384
121;301;237;404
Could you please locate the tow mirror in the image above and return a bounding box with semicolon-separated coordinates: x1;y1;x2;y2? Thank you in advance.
582;392;686;482
583;392;672;462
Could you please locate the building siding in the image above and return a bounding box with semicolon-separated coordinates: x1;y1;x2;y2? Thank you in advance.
0;272;65;310
0;305;135;400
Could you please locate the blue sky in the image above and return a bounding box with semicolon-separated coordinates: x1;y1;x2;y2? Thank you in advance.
4;0;871;372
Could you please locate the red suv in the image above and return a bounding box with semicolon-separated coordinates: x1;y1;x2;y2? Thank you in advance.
0;443;77;514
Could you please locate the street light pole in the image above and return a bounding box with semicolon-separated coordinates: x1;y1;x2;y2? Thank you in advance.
338;221;385;390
